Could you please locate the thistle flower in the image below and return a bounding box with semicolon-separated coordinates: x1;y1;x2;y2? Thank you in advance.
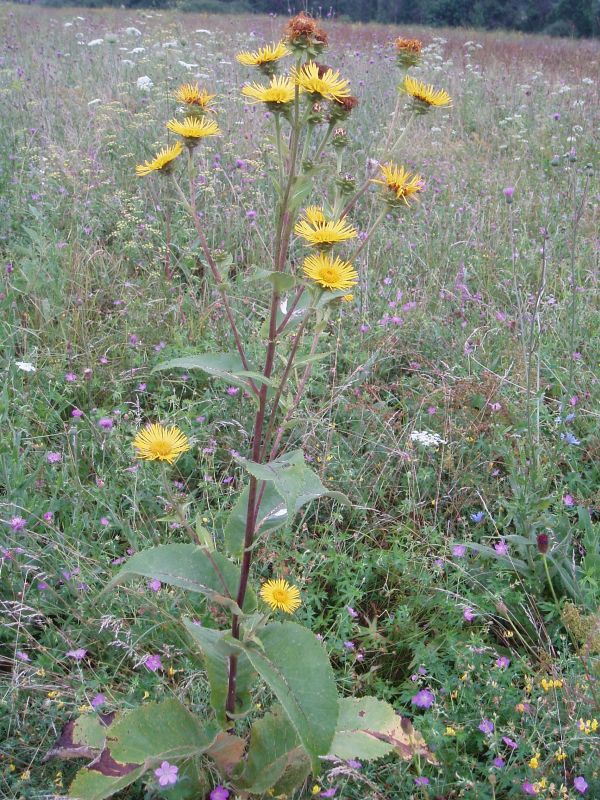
241;75;295;111
402;75;452;112
166;116;220;146
372;163;424;206
395;37;423;68
236;41;289;74
135;141;183;176
173;83;216;111
303;252;358;291
259;578;301;614
133;423;191;464
293;62;350;102
295;212;357;248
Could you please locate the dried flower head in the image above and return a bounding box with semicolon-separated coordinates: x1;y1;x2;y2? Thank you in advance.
395;37;423;68
285;12;328;51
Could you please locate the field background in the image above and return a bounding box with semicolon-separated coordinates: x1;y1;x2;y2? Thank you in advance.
1;4;599;799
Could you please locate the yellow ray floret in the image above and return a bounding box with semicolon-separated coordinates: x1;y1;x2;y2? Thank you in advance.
304;205;326;225
293;61;350;102
402;75;452;108
295;216;357;247
303;252;358;291
166;116;221;140
259;578;301;614
133;423;191;464
173;83;216;110
236;41;289;67
372;163;424;205
241;75;296;106
135;141;183;177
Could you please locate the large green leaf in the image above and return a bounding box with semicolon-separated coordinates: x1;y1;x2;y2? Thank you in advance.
329;698;438;764
105;544;256;613
224;481;289;558
328;697;397;761
153;352;276;392
238;622;338;773
108;699;217;763
68;762;146;800
183;620;255;725
225;453;350;558
235;706;300;792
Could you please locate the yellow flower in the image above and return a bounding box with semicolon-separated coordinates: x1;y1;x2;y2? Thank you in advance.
132;423;191;464
135;141;183;177
241;75;295;108
303;252;358;291
294;213;357;248
166;116;220;143
259;579;301;614
343;294;354;302
402;75;452;111
304;205;326;225
529;753;540;769
554;749;567;762
578;718;599;734
445;726;456;736
173;83;216;111
293;61;350;102
371;162;424;206
236;41;289;69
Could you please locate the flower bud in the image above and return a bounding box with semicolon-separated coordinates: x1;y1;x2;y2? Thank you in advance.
537;533;549;554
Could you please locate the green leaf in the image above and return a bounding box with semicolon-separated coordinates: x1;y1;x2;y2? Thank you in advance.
104;544;256;613
108;699;218;763
68;763;146;800
239;622;339;773
253;269;297;293
236;706;302;793
237;449;351;519
153;353;275;392
328;697;397;761
224;482;288;558
183;620;255;725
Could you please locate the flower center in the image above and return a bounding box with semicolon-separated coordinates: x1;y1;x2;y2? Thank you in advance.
151;441;172;456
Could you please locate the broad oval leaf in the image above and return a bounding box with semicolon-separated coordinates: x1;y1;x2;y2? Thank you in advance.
239;622;339;773
152;352;275;391
328;696;397;761
104;544;256;613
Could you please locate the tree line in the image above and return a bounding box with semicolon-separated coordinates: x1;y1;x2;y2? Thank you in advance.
32;0;600;38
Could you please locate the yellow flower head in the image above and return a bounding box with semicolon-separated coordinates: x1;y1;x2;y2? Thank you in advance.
135;141;183;177
402;75;452;111
166;116;220;144
236;41;289;73
260;578;301;614
295;211;357;248
241;75;296;109
372;162;424;206
173;83;216;111
133;423;191;464
304;205;326;225
303;252;358;291
529;753;540;769
293;61;350;102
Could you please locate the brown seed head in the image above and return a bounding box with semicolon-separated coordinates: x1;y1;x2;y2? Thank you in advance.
395;37;422;53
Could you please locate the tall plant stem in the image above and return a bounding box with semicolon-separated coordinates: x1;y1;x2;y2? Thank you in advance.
225;74;304;719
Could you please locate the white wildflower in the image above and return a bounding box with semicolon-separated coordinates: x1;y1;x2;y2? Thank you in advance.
87;39;103;47
410;430;447;449
136;76;153;91
124;26;142;36
15;361;36;373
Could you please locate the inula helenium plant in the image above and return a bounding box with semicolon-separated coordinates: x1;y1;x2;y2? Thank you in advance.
56;13;449;799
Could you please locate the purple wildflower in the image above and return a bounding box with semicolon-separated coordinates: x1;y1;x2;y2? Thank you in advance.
493;757;505;768
479;719;494;734
154;761;178;787
147;579;161;592
463;607;476;621
210;787;230;800
495;656;510;669
47;452;62;464
494;539;509;555
144;654;162;672
574;777;588;795
10;516;27;531
522;782;537;795
414;777;430;786
502;736;518;750
66;648;87;661
16;651;31;662
91;693;106;708
411;689;434;709
98;417;113;430
71;407;84;417
346;759;361;769
452;544;466;557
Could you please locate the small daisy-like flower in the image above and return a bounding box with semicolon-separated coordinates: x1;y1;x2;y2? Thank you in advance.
395;37;422;68
303;252;358;292
173;83;216;111
166;116;220;145
372;162;424;206
241;75;295;109
293;61;350;102
133;423;191;464
402;75;452;112
295;212;357;248
136;141;183;177
236;41;289;73
260;578;301;614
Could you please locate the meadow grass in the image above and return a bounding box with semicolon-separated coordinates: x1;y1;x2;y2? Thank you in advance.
1;4;599;799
